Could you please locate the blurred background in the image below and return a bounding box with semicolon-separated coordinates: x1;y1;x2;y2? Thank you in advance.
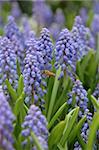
0;0;99;40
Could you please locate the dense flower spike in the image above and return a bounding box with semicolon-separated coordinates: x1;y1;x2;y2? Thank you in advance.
4;16;25;70
55;28;76;78
91;14;99;35
33;0;52;27
5;16;22;40
23;36;45;103
38;28;53;70
0;88;15;150
68;79;88;117
71;16;91;60
21;104;48;150
0;36;18;89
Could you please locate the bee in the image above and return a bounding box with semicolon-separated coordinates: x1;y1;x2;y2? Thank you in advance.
43;70;55;77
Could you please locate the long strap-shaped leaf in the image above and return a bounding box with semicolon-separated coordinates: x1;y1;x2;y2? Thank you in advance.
60;107;79;147
47;67;61;122
86;111;99;150
48;102;67;129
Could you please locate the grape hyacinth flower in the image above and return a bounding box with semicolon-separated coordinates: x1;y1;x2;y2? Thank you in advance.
49;9;65;41
21;104;48;150
55;28;76;78
5;16;22;40
80;110;93;146
4;16;25;70
22;17;32;42
54;9;65;27
0;37;18;90
74;110;92;149
11;2;21;19
33;0;52;27
38;28;53;70
93;83;99;99
49;23;60;41
71;16;91;60
93;0;99;14
91;14;99;36
74;141;82;150
79;8;88;24
23;36;46;104
0;88;15;150
68;79;88;117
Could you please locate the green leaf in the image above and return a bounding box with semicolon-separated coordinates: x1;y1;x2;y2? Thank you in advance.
48;102;67;129
53;77;71;114
90;95;99;110
17;74;24;97
68;115;86;148
31;132;44;150
81;50;94;73
14;114;22;138
5;79;17;102
76;61;84;82
47;67;61;122
16;59;21;77
60;107;79;146
48;121;66;149
57;143;68;150
14;91;25;116
86;111;99;150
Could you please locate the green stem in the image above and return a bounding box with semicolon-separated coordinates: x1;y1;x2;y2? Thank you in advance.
48;102;67;129
47;67;61;122
31;132;44;150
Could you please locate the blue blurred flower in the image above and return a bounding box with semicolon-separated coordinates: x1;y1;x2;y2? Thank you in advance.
33;0;53;27
0;88;15;150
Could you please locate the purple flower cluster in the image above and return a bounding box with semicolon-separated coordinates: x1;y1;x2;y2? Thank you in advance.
4;16;25;70
54;9;65;27
79;8;88;24
33;0;52;27
93;83;99;99
68;79;88;117
74;109;92;149
11;2;21;19
0;36;18;89
81;109;92;142
91;14;99;36
49;9;65;41
23;35;46;104
55;28;76;78
21;104;48;150
0;89;15;150
38;28;53;70
71;16;91;60
74;141;82;150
